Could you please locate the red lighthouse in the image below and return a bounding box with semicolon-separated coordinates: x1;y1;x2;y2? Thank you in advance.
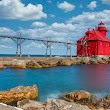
77;21;110;57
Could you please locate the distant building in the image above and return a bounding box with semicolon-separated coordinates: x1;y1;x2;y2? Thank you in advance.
77;21;110;57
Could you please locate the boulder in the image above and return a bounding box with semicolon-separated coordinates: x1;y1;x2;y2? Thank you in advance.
17;99;44;110
96;94;110;109
26;60;42;68
89;57;98;64
57;58;73;66
3;61;12;66
61;90;92;102
0;103;23;110
17;98;91;110
96;57;108;64
11;59;26;69
82;57;90;64
0;85;38;104
0;62;5;69
73;57;83;64
37;58;60;67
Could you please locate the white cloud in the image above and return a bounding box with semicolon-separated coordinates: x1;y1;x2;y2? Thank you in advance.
31;22;47;28
0;0;47;20
1;38;13;43
0;27;16;35
101;0;110;5
57;1;75;12
66;10;110;41
51;22;75;31
87;1;97;10
67;10;110;25
25;42;44;49
19;22;77;42
0;45;12;48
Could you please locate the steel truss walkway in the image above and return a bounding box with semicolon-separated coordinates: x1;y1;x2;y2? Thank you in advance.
0;35;75;58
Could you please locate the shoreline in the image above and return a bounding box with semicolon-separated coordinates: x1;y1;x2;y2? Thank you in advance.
0;85;110;110
0;56;110;69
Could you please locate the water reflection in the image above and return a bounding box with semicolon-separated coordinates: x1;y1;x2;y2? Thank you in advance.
79;64;109;91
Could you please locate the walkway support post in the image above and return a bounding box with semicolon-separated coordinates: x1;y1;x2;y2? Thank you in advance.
10;33;26;57
65;40;73;58
42;37;53;59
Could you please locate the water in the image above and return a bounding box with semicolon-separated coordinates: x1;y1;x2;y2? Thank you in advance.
0;54;66;57
0;64;110;101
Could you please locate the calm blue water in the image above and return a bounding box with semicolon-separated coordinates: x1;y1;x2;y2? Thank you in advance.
0;54;66;57
0;64;110;101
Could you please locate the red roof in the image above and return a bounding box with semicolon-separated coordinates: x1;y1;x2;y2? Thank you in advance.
78;29;110;42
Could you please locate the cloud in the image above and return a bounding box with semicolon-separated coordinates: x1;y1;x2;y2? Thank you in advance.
57;1;75;12
1;38;13;43
0;45;12;48
0;0;47;20
25;42;44;49
51;22;75;31
87;1;97;10
67;10;110;25
0;27;16;35
19;22;77;43
66;10;110;41
101;0;110;5
31;22;47;28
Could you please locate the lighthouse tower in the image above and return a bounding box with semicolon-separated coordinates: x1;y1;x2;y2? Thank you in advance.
98;21;108;37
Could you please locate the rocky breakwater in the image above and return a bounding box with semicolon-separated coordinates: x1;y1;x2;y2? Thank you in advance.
17;98;91;110
26;60;42;68
0;61;5;69
73;56;110;64
96;94;110;109
61;90;92;102
0;103;23;110
61;90;110;110
57;58;74;66
11;59;26;69
38;57;61;67
0;85;38;104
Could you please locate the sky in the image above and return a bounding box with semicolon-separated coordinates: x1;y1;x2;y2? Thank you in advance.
0;0;110;55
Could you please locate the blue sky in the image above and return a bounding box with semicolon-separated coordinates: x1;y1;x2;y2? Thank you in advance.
0;0;110;55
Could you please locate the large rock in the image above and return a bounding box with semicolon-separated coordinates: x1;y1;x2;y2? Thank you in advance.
82;57;90;64
17;99;44;110
3;61;12;66
0;103;23;110
26;60;42;68
89;57;98;64
0;85;38;104
38;58;60;67
57;58;73;66
61;90;92;102
73;57;83;64
0;62;5;69
96;56;109;64
11;59;26;69
96;94;110;109
17;98;91;110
